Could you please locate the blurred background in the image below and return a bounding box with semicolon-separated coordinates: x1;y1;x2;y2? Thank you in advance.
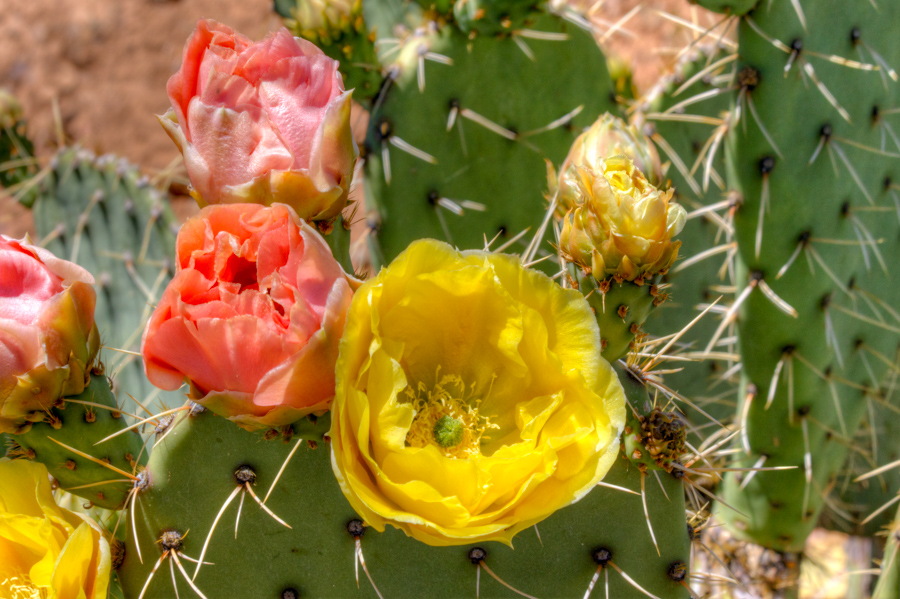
0;2;870;596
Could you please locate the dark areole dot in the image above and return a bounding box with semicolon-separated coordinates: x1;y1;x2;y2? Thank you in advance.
686;523;698;541
378;119;392;140
347;519;365;538
282;588;300;599
667;561;688;582
591;547;613;567
234;465;256;485
759;156;775;175
850;27;861;44
790;38;803;53
820;124;832;139
159;529;184;552
468;547;487;564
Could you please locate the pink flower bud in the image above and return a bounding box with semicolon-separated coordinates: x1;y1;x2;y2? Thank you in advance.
160;19;358;222
141;204;355;429
0;236;99;433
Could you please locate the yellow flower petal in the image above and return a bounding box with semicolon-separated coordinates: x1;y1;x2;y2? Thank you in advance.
330;240;625;546
0;460;110;599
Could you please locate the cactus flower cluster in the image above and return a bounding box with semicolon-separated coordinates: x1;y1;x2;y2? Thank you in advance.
6;2;900;597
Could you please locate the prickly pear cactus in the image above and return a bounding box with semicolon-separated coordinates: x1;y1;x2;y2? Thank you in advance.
30;147;179;417
643;42;740;429
711;0;900;556
364;5;619;266
10;374;148;510
118;387;691;598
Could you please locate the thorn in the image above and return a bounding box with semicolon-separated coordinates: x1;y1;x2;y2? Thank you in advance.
520;105;584;138
639;470;661;556
234;489;246;539
801;417;813;518
739;455;768;490
389;136;438;164
757;279;799;317
263;436;304;504
193;485;241;581
47;437;138;480
355;538;384;599
460;108;517;141
94;405;186;446
596;481;641;496
171;551;209;599
137;552;167;599
130;488;144;564
739;385;757;454
244;483;291;529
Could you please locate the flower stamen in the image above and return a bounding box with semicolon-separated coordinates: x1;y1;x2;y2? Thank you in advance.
404;373;497;459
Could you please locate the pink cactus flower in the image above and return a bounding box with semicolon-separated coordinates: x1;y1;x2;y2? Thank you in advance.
141;204;355;429
0;236;99;434
160;19;357;222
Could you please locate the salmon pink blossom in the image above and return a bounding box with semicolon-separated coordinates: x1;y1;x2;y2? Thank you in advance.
160;19;357;222
141;204;355;429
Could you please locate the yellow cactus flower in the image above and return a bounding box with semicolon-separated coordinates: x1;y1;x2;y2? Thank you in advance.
330;240;626;546
559;155;687;282
0;459;111;599
550;113;663;213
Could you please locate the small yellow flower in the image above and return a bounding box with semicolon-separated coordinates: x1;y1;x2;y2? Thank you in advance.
0;459;111;599
558;155;686;282
550;113;663;213
330;240;626;546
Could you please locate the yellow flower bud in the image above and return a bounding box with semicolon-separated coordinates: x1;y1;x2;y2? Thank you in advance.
0;459;111;599
558;156;686;282
552;113;663;213
330;240;626;546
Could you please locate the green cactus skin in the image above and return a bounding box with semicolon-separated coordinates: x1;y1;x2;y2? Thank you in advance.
30;148;179;419
10;375;148;510
321;212;356;274
644;43;739;430
452;0;541;35
581;273;663;363
118;405;691;598
689;0;758;16
873;504;900;599
364;9;618;268
714;0;900;554
827;144;900;536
